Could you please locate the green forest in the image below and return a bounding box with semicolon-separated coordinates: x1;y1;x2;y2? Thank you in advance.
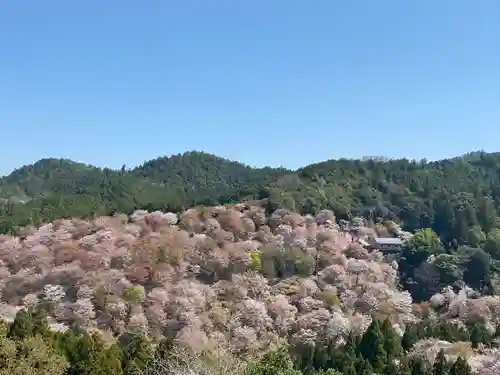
2;150;500;252
1;307;483;375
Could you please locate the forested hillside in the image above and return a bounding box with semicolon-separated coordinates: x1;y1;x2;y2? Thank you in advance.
0;152;287;233
0;203;499;375
269;151;500;249
2;151;500;374
3;151;500;253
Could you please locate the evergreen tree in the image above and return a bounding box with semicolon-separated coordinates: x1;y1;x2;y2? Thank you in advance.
386;360;400;375
118;332;152;375
300;344;316;375
344;333;358;358
398;359;412;375
66;332;113;375
340;361;356;375
312;343;330;371
32;308;50;337
291;343;314;373
8;309;33;340
355;358;372;375
449;357;471;375
245;346;301;375
358;319;387;373
469;322;491;348
325;340;346;371
402;325;418;352
61;331;123;375
381;317;403;359
432;349;449;375
410;357;428;375
101;344;124;375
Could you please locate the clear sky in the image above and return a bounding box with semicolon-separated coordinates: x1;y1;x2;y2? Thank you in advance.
1;1;499;175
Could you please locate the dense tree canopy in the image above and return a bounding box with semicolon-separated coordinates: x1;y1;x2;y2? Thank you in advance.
1;150;500;373
4;151;500;253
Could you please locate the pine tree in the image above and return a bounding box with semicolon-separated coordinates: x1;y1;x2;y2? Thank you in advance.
291;343;315;373
118;332;152;375
355;358;372;375
326;340;346;371
344;333;358;358
432;349;449;375
449;357;472;375
246;346;301;375
358;319;387;373
469;322;491;348
386;360;400;375
312;343;330;371
341;361;356;375
381;317;403;359
301;344;316;375
8;309;33;340
66;332;110;375
402;325;418;352
32;308;50;337
101;344;124;375
410;357;428;375
438;323;454;342
398;358;412;375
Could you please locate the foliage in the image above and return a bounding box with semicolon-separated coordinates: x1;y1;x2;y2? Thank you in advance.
4;151;500;252
2;150;500;373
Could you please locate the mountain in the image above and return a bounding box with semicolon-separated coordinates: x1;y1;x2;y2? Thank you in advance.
265;152;500;247
2;150;500;252
0;152;288;233
1;152;500;375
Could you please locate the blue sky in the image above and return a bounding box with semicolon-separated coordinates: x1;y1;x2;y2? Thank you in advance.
1;1;499;175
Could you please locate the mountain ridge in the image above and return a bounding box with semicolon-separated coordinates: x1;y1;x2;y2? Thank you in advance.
3;148;493;179
2;149;500;250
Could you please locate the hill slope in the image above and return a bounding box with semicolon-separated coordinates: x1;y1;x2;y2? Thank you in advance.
0;152;288;232
2;150;500;251
0;202;499;375
264;152;500;247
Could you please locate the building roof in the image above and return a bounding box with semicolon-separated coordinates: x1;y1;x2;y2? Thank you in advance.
374;237;404;245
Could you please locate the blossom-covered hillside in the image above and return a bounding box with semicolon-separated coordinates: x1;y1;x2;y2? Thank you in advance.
0;203;499;374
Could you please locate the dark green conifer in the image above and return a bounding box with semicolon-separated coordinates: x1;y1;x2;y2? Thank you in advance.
402;325;418;352
118;332;153;375
344;333;358;357
410;357;428;375
432;349;449;375
312;342;330;371
358;319;387;373
101;344;124;375
8;309;33;340
381;317;403;359
355;358;372;375
32;308;50;337
341;361;356;375
449;357;471;375
469;322;491;348
65;332;98;375
398;358;412;375
386;360;400;375
246;346;301;375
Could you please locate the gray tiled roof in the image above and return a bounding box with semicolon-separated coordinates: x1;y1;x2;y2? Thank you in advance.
374;237;403;245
